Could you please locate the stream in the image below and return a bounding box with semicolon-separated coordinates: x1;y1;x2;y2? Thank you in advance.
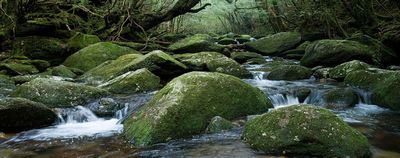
1;57;400;158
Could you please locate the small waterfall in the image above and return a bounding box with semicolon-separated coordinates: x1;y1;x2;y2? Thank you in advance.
269;94;300;108
57;106;100;124
354;88;373;104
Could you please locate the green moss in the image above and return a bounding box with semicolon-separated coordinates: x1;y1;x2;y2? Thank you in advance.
81;51;187;84
11;78;108;108
345;70;400;110
0;97;57;132
267;65;312;81
46;65;77;78
245;32;301;55
218;38;237;45
99;68;161;94
242;105;371;157
0;75;16;97
123;72;272;146
0;62;39;75
174;52;252;78
329;60;372;80
14;36;66;62
67;32;101;52
168;34;224;53
63;42;140;72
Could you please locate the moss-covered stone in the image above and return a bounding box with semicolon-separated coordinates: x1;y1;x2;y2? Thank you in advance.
45;65;77;78
123;72;272;146
313;67;332;79
242;105;371;157
218;38;237;45
245;32;302;55
0;62;39;75
236;35;252;44
329;60;371;80
81;51;187;84
11;78;108;108
0;97;57;132
294;88;311;103
87;98;123;117
230;52;264;64
174;52;252;78
206;116;235;133
112;42;162;51
63;42;140;71
345;70;400;110
168;34;224;53
0;75;16;97
281;49;305;60
267;65;312;81
324;88;359;109
14;36;66;62
99;68;161;94
67;32;101;52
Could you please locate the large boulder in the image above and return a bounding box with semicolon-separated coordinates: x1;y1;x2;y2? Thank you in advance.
267;65;312;81
329;60;372;80
245;32;302;55
0;75;16;98
242;105;371;157
66;32;101;52
123;72;272;146
81;51;187;84
301;39;397;67
168;34;224;53
206;116;236;133
11;78;108;108
44;65;78;78
230;52;264;64
99;68;161;94
345;70;400;110
63;42;139;71
174;52;252;78
0;97;57;132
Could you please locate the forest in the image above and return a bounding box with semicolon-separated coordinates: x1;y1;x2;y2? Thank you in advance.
0;0;400;157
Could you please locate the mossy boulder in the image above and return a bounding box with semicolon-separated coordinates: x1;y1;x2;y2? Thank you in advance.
11;78;108;108
168;34;224;53
81;51;187;84
174;52;252;78
206;116;235;133
123;72;272;146
301;39;396;67
87;98;123;117
324;88;359;109
245;32;302;55
0;75;16;97
66;32;101;52
0;62;39;75
0;97;57;132
14;36;66;62
99;68;161;94
230;52;264;64
329;60;371;80
44;65;77;78
267;65;312;81
345;70;400;110
242;105;371;157
236;35;252;43
63;42;140;71
218;38;237;45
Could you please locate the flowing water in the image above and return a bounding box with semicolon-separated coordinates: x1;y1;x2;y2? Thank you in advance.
1;57;400;157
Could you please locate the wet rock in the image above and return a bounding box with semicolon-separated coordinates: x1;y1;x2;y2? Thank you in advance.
329;60;372;81
301;38;397;67
0;60;39;75
245;32;302;55
11;78;108;108
324;88;358;109
66;32;101;52
281;49;305;60
168;34;224;53
230;52;263;64
99;68;161;94
0;97;57;132
174;52;252;78
0;74;16;97
87;98;123;117
235;35;252;43
123;72;272;146
313;67;331;79
11;74;74;84
242;105;371;157
294;88;311;103
206;116;236;133
345;70;400;110
81;50;187;84
63;42;140;71
267;65;312;81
